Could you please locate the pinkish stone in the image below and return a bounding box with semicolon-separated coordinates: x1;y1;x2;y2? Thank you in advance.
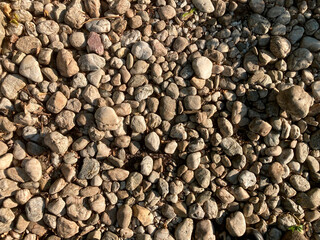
87;32;104;55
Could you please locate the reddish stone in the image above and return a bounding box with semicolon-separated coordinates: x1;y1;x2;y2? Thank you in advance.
87;32;104;55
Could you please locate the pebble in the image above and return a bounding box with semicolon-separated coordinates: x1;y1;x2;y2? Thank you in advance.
56;49;79;77
195;220;215;240
46;91;68;114
15;36;42;55
117;204;132;228
226;211;246;237
140;156;153;176
175;218;193;240
78;158;100;179
0;74;26;100
220;137;243;156
289;175;311;192
87;32;104;55
78;53;106;72
277;85;313;118
56;217;79;238
133;205;153;226
44;131;69;155
0;208;15;234
287;48;313;71
132;41;153;60
0;153;13;170
25;197;45;222
158;6;176;20
22;158;42;182
19;55;43;83
192;57;213;79
145;132;160;152
238;170;257;189
192;0;215;13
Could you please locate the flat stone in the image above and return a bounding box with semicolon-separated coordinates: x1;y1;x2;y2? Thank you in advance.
220;137;243;156
19;55;43;83
78;53;106;71
78;158;100;179
87;32;104;55
56;217;79;238
133;205;153;226
0;74;26;100
25;197;45;222
16;36;42;55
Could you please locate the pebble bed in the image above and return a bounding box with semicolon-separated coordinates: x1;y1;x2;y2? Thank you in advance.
0;0;320;240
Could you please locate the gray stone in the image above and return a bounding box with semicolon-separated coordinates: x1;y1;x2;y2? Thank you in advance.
300;36;320;52
56;217;79;238
238;170;256;189
192;0;214;13
0;208;15;234
159;96;176;121
195;220;215;240
158;5;176;20
174;218;193;240
64;0;86;29
25;197;45;222
192;57;213;79
290;175;311;192
220;137;243;156
44;132;69;155
78;158;100;179
270;36;291;58
85;19;111;33
78;54;106;71
248;14;271;34
132;41;152;60
117;204;132;229
145;132;160;152
15;36;42;55
23;158;42;182
37;20;59;35
287;48;313;71
195;168;211;188
135;84;154;101
1;74;26;100
310;130;320;150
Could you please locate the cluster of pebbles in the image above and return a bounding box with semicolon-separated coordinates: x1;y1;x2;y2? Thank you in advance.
1;0;320;239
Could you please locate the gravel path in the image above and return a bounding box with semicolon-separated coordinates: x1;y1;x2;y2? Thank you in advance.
0;0;319;239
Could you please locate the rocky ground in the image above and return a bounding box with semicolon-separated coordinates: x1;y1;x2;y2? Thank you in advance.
0;0;320;239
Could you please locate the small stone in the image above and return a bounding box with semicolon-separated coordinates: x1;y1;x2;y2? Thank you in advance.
16;36;42;55
220;137;243;156
310;130;320;150
78;53;106;71
270;36;291;58
108;168;129;181
78;158;100;179
249;118;272;137
70;32;86;49
287;48;313;71
248;14;271;35
19;55;43;83
56;217;79;238
238;170;257;189
56;49;79;77
195;168;211;188
126;172;143;191
184;95;201;110
44;132;69;155
289;175;311;192
0;74;26;100
95;106;120;131
174;218;193;240
23;158;42;182
131;116;147;133
133;205;153;226
0;208;15;234
145;132;160;152
132;41;152;60
110;0;130;15
158;5;176;20
87;32;104;55
37;20;59;35
84;0;100;18
192;0;214;13
277;85;313;119
195;220;215;240
159;96;176;121
135;84;154;101
64;0;86;29
249;0;265;13
192;57;213;79
0;153;13;170
173;37;189;53
117;204;132;228
15;189;32;205
226;211;246;237
46;91;68;114
140;156;153;176
25;197;45;222
0;179;19;198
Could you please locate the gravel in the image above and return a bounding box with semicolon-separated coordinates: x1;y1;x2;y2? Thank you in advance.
1;0;320;239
